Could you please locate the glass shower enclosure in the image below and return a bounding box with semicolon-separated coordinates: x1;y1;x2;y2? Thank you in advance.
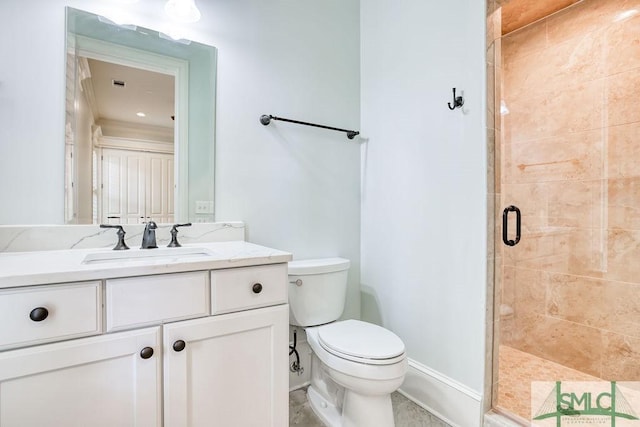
490;0;640;421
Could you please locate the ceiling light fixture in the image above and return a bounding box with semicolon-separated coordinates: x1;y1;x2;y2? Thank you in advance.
164;0;202;24
136;112;146;117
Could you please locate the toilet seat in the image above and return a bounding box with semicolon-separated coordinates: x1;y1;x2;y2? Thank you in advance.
317;320;405;365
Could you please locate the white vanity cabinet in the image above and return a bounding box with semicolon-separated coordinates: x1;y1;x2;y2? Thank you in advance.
0;327;162;427
164;305;288;427
164;264;289;427
0;281;102;351
0;259;289;427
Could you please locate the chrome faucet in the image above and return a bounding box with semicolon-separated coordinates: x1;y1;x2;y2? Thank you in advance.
141;221;158;249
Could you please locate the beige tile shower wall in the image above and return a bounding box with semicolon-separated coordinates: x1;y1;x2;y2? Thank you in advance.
500;0;640;380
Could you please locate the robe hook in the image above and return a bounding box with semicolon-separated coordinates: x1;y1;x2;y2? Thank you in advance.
448;88;464;110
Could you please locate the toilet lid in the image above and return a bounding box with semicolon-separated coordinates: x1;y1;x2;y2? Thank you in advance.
318;320;405;362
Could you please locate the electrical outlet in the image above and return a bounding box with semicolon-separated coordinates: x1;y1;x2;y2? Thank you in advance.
195;201;214;214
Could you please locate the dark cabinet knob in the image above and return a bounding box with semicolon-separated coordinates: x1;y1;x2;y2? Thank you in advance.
29;307;49;322
140;347;154;359
173;340;186;352
252;283;263;294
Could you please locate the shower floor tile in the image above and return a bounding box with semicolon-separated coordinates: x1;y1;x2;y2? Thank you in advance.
496;345;600;420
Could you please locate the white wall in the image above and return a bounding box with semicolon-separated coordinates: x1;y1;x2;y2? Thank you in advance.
360;0;487;402
207;0;361;319
0;0;361;318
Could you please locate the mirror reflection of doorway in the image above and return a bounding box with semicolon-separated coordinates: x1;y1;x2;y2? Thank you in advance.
100;147;174;225
67;56;175;224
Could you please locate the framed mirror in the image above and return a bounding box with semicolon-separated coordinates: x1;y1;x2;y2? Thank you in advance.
65;7;216;225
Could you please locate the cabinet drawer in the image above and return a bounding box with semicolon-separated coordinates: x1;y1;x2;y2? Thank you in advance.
211;264;287;314
0;282;102;350
106;271;209;331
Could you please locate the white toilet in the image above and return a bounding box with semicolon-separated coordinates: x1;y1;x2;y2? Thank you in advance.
288;258;407;427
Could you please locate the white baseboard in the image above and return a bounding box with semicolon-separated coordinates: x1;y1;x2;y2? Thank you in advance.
290;380;310;392
398;358;483;427
483;411;522;427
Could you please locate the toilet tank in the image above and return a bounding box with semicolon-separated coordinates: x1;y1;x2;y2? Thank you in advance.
288;258;350;326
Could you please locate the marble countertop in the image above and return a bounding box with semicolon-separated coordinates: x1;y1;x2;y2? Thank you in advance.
0;241;292;289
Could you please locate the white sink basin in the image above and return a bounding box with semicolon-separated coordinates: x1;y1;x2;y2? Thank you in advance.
82;247;213;265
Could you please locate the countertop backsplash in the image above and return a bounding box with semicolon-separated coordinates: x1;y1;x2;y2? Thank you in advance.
0;222;245;253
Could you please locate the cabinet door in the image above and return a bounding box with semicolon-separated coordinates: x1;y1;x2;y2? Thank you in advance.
0;327;161;427
164;305;289;427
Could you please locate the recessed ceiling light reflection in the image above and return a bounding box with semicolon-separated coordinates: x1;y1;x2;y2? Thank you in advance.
614;9;638;22
136;112;146;117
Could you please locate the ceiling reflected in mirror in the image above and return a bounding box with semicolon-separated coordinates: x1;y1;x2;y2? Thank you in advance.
87;59;175;131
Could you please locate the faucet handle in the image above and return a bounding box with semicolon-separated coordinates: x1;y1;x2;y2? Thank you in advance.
167;223;192;248
100;224;130;250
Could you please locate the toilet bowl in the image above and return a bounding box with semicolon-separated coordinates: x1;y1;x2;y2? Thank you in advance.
288;258;407;427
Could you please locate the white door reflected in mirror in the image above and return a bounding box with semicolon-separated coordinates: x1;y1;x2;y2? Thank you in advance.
101;148;175;225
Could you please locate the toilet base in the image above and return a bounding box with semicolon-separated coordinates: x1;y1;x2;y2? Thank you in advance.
308;385;342;427
307;385;396;427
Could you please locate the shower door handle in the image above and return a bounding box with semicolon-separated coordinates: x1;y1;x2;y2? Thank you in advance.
502;205;521;246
